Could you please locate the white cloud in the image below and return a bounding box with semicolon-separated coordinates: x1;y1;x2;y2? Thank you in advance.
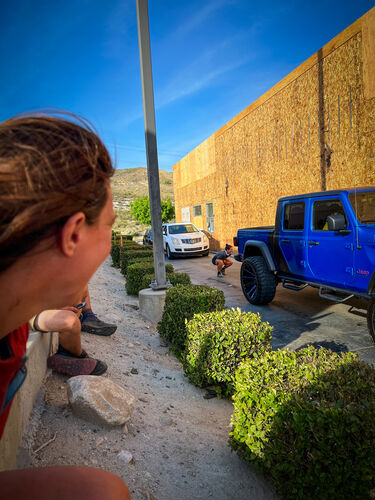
171;0;231;39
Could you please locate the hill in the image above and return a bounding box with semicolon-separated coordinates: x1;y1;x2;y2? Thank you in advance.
111;167;174;235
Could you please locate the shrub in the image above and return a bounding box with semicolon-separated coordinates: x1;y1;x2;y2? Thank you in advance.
111;231;121;245
140;272;191;292
110;244;121;268
121;241;141;249
120;248;153;276
157;285;225;354
126;262;174;295
184;308;272;394
166;272;191;287
123;235;134;241
230;347;375;499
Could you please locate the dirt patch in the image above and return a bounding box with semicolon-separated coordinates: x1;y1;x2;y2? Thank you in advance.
16;258;276;500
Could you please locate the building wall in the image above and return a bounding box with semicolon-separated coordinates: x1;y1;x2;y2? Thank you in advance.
173;8;375;251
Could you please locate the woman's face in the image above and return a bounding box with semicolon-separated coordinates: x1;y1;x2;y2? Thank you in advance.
64;184;116;304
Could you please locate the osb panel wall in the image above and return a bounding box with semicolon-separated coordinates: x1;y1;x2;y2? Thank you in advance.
173;9;375;250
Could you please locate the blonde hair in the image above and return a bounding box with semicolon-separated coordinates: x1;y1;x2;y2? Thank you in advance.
0;113;114;272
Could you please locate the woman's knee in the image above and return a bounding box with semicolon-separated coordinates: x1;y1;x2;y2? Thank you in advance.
86;468;131;500
0;466;130;500
61;311;80;332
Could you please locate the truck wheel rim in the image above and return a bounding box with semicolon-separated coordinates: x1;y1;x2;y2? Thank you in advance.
242;264;258;299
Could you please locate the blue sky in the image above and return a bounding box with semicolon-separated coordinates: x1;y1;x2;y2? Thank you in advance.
0;0;373;171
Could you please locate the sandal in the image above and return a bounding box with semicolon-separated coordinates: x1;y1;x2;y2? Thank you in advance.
47;345;107;376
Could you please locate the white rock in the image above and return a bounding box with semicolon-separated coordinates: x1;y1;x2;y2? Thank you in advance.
117;450;133;463
67;376;136;426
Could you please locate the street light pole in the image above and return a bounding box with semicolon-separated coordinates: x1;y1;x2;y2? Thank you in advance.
136;0;167;290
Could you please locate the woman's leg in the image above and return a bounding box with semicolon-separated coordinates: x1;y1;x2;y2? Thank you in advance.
35;310;82;356
216;259;224;272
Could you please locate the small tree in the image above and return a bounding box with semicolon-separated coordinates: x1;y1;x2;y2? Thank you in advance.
130;196;175;225
161;197;175;222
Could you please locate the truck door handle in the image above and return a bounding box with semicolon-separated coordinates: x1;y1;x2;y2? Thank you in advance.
281;239;290;244
308;241;319;246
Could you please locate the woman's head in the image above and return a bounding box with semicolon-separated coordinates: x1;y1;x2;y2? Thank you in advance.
0;113;115;273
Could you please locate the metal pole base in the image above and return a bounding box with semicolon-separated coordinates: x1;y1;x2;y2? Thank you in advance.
150;279;172;291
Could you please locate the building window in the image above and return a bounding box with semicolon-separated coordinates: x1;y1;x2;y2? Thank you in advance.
193;205;202;217
206;202;214;233
181;206;190;222
283;202;305;230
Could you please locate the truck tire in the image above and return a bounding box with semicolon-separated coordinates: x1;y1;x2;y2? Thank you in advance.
240;256;276;305
367;299;375;343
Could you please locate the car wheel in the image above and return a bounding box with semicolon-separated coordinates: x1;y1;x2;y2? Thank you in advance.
166;244;174;260
240;256;276;305
202;250;209;257
367;299;375;344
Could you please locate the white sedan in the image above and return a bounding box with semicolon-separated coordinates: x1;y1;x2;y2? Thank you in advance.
162;222;210;259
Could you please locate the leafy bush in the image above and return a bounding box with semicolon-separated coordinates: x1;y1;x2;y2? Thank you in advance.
230;347;375;499
140;272;191;292
123;235;134;241
166;272;190;287
120;248;153;276
157;285;225;354
130;196;175;225
110;244;121;268
184;308;272;394
126;262;174;295
121;241;141;249
111;231;121;245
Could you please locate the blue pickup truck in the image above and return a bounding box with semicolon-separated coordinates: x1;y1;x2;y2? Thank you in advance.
233;188;375;341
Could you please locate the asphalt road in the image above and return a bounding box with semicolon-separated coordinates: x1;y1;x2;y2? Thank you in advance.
167;254;375;367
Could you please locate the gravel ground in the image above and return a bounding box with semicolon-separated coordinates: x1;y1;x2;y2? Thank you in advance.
16;257;277;500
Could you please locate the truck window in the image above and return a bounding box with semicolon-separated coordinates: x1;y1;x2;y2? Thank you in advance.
283;202;305;230
312;199;347;231
348;191;375;224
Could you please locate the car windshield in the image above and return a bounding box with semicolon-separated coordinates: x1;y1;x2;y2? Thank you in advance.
168;224;198;234
348;191;375;224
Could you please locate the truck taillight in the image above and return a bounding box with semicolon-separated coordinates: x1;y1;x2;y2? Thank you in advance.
233;236;238;247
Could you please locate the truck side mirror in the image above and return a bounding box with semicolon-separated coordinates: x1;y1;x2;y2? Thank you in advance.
327;214;346;231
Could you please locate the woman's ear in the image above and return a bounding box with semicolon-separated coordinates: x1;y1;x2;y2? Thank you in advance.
59;212;86;257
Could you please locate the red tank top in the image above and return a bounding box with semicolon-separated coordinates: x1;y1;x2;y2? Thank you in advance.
0;324;29;439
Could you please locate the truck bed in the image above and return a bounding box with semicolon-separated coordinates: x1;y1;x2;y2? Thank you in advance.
236;226;275;255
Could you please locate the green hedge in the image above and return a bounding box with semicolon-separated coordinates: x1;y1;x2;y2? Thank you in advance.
111;232;134;244
230;346;375;499
121;249;152;275
126;262;174;295
123;256;154;278
184;308;272;394
157;285;225;354
120;248;153;276
121;241;141;250
139;272;191;292
110;244;121;268
165;272;191;287
111;230;121;245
